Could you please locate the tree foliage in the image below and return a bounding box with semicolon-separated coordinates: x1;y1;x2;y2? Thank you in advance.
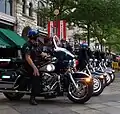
37;0;76;21
70;0;120;47
38;0;120;52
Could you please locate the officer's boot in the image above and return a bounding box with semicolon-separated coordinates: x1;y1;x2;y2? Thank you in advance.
29;96;38;105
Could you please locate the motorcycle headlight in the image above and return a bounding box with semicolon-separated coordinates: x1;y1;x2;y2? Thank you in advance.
46;64;55;71
85;78;91;82
99;75;104;79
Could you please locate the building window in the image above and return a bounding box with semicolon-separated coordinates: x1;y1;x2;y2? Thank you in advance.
0;0;12;15
37;13;42;27
37;1;47;28
29;2;33;16
22;0;26;14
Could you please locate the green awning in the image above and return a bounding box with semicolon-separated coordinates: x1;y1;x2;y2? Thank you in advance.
0;29;26;48
0;37;11;48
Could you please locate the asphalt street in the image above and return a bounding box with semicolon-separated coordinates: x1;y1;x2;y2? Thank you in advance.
0;72;120;114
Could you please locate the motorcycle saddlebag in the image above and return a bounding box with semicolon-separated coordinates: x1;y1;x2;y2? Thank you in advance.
0;70;17;89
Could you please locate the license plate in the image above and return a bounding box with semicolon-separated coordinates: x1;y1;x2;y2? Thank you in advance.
2;76;10;79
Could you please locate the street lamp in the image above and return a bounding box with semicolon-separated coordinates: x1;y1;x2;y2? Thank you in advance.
54;9;59;35
102;39;106;52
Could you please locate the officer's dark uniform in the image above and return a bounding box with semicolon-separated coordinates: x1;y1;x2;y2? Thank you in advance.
22;41;42;97
100;52;106;60
94;50;101;60
78;48;89;71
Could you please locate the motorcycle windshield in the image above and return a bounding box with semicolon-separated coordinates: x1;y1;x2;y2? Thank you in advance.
54;49;74;61
53;35;74;59
54;47;74;58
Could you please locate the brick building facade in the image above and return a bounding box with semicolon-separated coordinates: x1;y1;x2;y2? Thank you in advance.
0;0;47;37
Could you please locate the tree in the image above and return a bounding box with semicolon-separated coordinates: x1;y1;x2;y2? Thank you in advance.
37;0;120;53
105;28;120;53
70;0;120;46
37;0;76;21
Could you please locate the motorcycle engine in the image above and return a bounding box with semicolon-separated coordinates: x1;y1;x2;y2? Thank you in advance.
42;73;57;91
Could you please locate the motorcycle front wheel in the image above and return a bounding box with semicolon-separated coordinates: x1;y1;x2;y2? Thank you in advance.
67;80;93;104
92;77;104;96
106;73;112;86
111;73;115;83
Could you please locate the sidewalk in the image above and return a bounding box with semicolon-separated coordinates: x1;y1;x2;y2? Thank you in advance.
0;105;20;114
0;93;20;114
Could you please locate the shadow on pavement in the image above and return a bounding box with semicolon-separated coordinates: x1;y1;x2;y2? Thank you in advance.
0;96;90;107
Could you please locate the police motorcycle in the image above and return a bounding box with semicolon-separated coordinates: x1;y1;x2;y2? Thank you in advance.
101;59;115;83
91;59;113;86
0;35;93;104
76;59;106;96
74;47;106;96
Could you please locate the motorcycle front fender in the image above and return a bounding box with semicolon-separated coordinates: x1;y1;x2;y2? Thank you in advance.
72;72;93;83
72;72;90;78
104;69;113;74
106;70;112;75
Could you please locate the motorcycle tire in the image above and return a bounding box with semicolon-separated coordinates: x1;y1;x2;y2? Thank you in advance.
110;73;115;83
3;93;24;101
67;80;93;104
92;77;104;96
106;73;112;86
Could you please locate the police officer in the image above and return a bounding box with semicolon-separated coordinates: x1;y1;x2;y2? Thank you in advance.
78;43;89;71
61;40;73;53
22;29;48;105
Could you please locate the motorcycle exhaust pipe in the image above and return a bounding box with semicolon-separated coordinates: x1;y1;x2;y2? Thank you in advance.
0;90;56;95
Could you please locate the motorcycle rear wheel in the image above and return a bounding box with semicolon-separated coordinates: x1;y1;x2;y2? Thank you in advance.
3;92;24;101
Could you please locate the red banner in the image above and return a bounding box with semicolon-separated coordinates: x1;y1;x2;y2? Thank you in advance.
48;20;66;40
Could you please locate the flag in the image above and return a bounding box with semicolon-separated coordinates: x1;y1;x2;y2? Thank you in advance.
48;20;66;40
